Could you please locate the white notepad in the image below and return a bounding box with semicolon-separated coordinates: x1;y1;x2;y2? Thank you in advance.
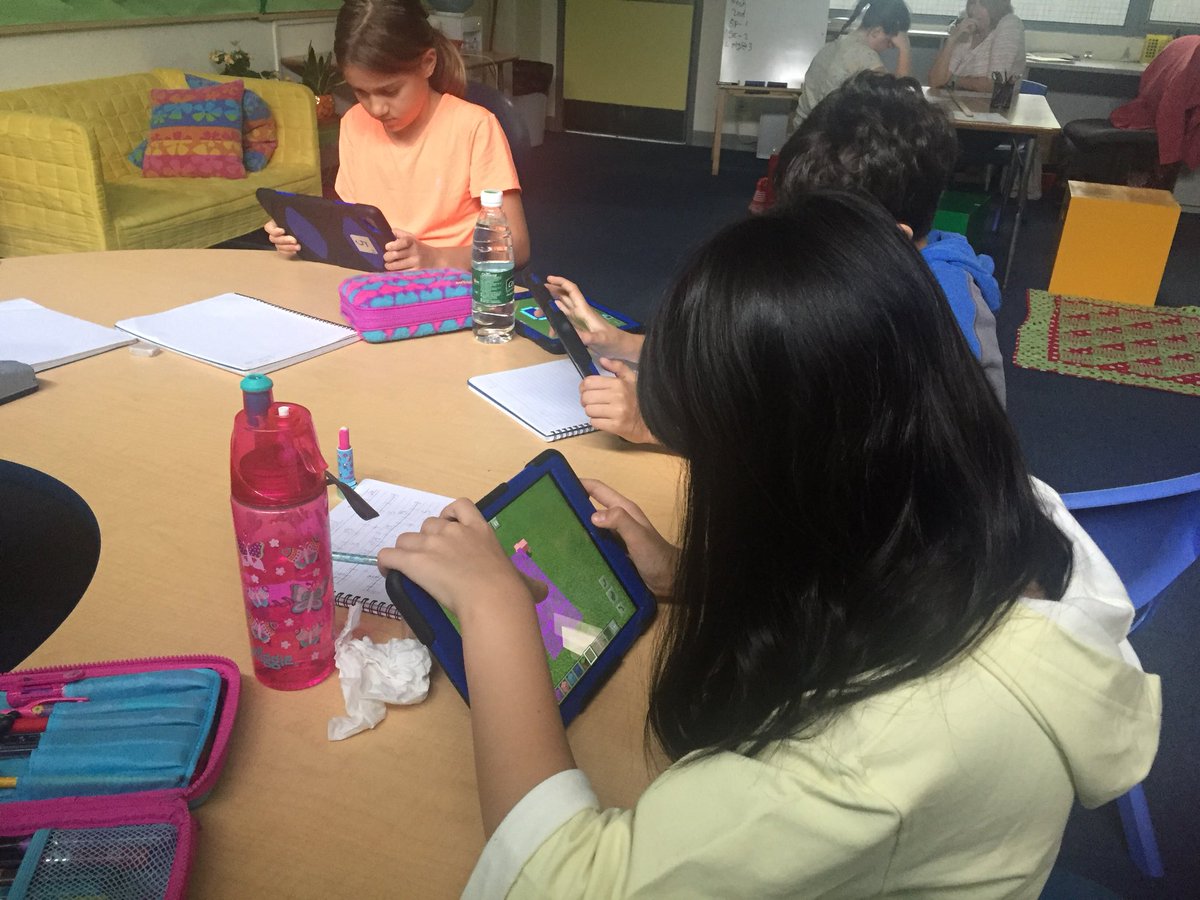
468;358;595;441
115;292;358;375
0;298;135;371
329;479;454;621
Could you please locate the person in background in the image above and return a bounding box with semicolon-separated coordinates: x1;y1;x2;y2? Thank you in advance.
265;0;529;271
558;70;1008;442
795;0;912;124
775;71;1006;405
380;192;1160;898
929;0;1026;93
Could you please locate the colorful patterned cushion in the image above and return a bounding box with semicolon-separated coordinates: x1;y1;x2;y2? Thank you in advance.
185;74;278;171
141;81;246;179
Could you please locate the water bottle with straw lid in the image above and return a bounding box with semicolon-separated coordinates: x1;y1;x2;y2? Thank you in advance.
229;373;335;690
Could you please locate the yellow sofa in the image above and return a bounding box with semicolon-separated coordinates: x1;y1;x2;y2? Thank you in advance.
0;69;321;256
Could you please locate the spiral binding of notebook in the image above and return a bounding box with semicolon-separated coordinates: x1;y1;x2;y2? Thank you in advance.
467;358;596;442
333;588;404;621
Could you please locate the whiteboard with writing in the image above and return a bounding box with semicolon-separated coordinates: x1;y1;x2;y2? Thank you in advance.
720;0;831;87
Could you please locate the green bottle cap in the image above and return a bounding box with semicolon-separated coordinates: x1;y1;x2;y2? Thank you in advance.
240;373;273;393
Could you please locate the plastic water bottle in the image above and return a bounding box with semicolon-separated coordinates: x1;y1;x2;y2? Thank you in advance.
471;188;515;344
230;374;335;690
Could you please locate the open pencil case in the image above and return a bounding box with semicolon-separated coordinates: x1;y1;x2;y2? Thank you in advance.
339;268;473;342
0;655;240;899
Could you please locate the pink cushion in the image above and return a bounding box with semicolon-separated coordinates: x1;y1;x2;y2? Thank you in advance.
142;81;246;179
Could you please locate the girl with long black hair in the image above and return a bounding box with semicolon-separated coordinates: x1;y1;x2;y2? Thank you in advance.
381;192;1159;898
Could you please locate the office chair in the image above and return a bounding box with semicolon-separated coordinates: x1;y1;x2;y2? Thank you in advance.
1060;119;1164;188
1058;470;1200;878
465;81;532;179
0;461;101;671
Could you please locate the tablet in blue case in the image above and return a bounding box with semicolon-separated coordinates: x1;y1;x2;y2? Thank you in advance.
513;287;641;356
385;450;657;725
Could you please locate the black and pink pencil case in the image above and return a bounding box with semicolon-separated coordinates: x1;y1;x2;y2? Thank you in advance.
0;655;240;899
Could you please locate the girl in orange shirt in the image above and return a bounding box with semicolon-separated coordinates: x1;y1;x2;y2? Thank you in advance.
266;0;529;271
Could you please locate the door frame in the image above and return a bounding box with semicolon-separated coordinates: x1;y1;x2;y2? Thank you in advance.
553;0;704;143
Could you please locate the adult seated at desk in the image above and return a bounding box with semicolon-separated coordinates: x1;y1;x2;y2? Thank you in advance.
795;0;913;125
928;0;1026;95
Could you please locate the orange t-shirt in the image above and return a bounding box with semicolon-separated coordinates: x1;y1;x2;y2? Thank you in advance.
335;92;520;248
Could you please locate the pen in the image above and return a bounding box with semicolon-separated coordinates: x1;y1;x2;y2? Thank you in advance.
336;426;357;488
331;551;378;567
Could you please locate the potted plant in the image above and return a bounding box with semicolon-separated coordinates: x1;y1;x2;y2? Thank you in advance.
209;42;276;80
300;43;344;122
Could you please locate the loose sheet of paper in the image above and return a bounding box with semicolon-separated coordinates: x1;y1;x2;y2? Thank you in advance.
0;298;134;371
330;479;453;610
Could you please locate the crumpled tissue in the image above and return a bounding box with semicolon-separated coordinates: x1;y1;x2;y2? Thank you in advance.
328;602;432;741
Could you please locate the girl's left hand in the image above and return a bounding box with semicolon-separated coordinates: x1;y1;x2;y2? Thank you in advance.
377;500;541;624
383;230;428;271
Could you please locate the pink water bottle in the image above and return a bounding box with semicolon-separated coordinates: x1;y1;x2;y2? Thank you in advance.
230;374;335;690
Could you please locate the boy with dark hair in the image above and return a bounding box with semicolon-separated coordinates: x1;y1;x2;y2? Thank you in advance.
774;70;1005;404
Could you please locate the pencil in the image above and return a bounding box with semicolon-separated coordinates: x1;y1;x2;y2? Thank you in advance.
0;777;17;789
331;550;378;566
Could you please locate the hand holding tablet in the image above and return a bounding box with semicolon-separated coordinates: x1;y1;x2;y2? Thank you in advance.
382;450;658;724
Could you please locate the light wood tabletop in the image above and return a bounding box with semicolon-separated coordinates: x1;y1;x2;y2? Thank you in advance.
0;249;681;898
924;88;1061;136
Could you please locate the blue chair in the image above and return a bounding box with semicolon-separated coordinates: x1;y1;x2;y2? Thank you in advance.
465;81;532;179
1059;470;1200;878
0;461;101;670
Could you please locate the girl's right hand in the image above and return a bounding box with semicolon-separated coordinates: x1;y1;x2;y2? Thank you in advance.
582;479;678;598
547;276;642;361
377;499;538;625
264;219;300;256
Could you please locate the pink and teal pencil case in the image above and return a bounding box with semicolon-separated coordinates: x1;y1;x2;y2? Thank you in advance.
339;268;473;342
0;655;240;899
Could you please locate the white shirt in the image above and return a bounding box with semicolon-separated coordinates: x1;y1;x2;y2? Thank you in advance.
949;13;1026;80
796;31;885;122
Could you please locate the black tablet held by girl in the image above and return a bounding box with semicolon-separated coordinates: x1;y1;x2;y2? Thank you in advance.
257;188;393;272
385;449;657;725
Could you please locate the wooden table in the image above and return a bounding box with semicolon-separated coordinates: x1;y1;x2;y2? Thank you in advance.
464;50;519;96
0;250;681;898
711;83;804;175
926;89;1062;289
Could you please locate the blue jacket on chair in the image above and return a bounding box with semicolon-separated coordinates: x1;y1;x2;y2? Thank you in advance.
922;229;1006;405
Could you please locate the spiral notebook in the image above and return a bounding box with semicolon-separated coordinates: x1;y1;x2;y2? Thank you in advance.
114;292;358;375
468;358;595;441
330;479;453;621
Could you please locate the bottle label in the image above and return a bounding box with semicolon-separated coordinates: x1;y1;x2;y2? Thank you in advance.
473;267;514;307
233;497;333;676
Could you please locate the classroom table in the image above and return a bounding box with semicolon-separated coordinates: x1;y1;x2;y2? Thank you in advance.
926;88;1062;289
0;249;681;898
464;50;520;96
711;83;804;175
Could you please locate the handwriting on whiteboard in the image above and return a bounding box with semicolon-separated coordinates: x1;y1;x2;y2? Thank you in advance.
725;0;753;52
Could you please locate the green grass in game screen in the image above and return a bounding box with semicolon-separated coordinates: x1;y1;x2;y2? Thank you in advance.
489;474;636;700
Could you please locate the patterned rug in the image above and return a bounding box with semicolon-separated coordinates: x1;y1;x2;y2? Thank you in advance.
1014;290;1200;397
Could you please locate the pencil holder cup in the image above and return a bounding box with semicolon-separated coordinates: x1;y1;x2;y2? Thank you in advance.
990;78;1016;112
